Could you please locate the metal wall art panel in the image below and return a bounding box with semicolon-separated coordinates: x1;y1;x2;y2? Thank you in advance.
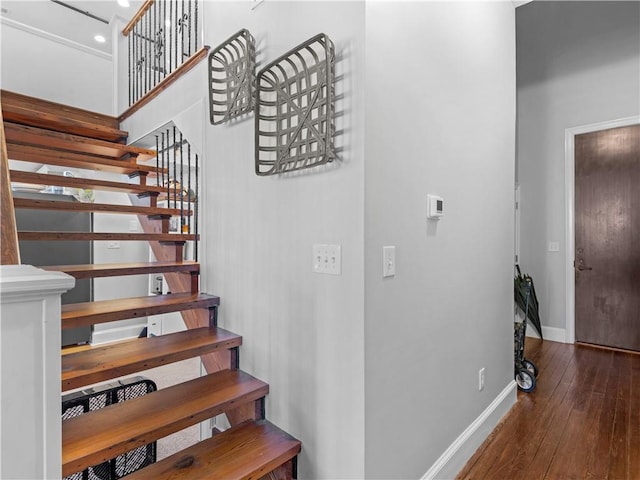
208;29;256;125
255;33;336;175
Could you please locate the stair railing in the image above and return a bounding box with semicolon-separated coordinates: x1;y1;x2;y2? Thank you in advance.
120;0;209;122
154;125;199;261
123;0;200;107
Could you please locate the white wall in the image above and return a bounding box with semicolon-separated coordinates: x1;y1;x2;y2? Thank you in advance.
364;3;516;478
0;16;113;114
122;2;366;478
517;1;640;334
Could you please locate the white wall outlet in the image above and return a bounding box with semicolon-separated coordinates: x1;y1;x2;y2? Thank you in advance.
107;241;121;249
312;244;341;275
129;220;139;232
479;367;485;391
383;246;396;277
548;241;560;252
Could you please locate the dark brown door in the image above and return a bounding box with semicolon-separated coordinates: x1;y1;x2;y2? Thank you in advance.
575;124;640;351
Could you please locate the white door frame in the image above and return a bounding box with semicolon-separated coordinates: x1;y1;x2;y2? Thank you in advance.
564;115;640;344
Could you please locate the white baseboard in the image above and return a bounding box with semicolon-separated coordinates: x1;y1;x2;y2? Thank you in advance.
526;325;567;343
421;380;517;480
91;322;147;345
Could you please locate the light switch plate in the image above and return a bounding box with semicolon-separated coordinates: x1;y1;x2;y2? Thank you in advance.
383;246;395;277
312;244;341;275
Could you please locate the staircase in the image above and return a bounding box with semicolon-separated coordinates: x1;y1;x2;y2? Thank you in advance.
1;90;301;479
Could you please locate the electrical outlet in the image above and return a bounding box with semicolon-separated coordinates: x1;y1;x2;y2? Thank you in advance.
312;244;341;275
479;368;485;391
383;246;396;277
107;241;121;249
548;241;560;252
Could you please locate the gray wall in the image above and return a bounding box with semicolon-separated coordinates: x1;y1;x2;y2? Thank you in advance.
364;2;516;478
517;1;640;334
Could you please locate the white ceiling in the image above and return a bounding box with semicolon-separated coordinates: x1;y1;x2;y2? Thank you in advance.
1;0;144;54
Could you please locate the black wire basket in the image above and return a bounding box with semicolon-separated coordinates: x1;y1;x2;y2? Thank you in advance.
62;376;157;480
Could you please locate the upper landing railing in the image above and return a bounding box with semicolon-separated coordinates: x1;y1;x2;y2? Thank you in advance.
120;0;208;121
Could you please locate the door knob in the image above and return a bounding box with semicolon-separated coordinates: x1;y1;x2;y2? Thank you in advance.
575;258;593;271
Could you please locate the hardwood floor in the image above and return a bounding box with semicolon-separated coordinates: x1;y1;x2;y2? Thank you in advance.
457;338;640;480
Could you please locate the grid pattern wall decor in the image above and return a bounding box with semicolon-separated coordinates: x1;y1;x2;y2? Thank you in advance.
208;29;256;125
255;33;336;175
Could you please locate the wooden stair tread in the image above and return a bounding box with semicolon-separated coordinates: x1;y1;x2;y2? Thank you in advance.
61;326;241;391
10;170;165;195
43;260;199;279
62;369;269;477
14;197;190;217
5;122;155;161
124;420;301;480
18;231;197;242
2;102;127;142
1;90;119;129
61;292;219;329
7;144;165;176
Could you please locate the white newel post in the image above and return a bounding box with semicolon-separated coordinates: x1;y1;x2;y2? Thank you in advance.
0;265;75;480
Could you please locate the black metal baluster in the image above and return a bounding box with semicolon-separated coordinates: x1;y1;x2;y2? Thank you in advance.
133;24;137;103
164;130;169;206
194;0;198;50
181;0;185;61
174;0;178;70
146;10;150;95
168;0;173;75
155;135;160;187
179;132;184;234
128;30;132;106
152;1;156;89
194;154;199;261
162;0;166;80
187;142;191;234
173;126;177;207
187;0;191;57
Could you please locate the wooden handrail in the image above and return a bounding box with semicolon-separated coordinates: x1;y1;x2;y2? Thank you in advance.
122;0;155;37
0;108;20;265
118;46;210;122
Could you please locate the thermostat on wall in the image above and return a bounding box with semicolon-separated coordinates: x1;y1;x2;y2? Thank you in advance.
427;194;444;219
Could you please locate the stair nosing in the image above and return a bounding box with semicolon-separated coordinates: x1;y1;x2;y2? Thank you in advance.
5;122;155;159
62;369;269;477
42;260;199;279
13;197;191;217
62;326;241;391
18;232;198;242
7;144;166;175
2;103;127;141
61;292;219;328
10;170;166;195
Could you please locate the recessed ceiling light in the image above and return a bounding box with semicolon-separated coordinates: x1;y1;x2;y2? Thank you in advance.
117;0;130;7
94;35;106;43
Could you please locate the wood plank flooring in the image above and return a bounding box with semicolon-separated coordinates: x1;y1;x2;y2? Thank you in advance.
457;338;640;480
